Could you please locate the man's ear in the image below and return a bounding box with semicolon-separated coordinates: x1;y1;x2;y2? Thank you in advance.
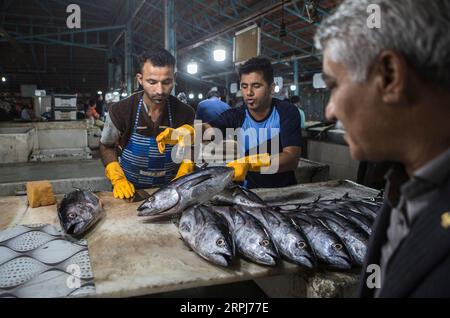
270;82;275;95
136;73;143;86
374;50;408;104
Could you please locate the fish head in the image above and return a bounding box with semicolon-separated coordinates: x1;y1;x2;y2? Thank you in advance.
326;241;352;269
246;229;278;266
137;187;180;216
196;225;234;267
58;191;103;236
283;232;316;269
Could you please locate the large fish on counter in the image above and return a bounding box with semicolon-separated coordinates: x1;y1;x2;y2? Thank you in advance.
289;213;352;269
179;205;235;267
212;206;279;266
137;167;234;220
58;189;104;236
239;206;316;269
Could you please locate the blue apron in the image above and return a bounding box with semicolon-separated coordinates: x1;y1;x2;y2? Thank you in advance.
119;97;179;189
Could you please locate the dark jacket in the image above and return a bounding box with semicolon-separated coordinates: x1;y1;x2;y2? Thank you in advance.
358;176;450;297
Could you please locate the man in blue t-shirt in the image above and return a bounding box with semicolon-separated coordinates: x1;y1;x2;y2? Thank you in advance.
205;57;302;188
196;88;230;123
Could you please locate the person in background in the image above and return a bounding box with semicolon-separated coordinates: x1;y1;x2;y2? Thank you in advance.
85;98;100;120
290;95;306;129
96;94;105;119
195;88;230;123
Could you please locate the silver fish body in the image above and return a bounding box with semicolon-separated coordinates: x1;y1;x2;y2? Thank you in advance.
213;206;279;266
290;213;352;269
178;205;235;267
240;206;316;268
137;167;234;219
211;186;267;208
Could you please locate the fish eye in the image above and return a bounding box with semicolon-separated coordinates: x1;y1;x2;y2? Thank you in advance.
67;212;76;220
333;243;343;251
260;239;270;247
296;241;307;249
216;238;225;247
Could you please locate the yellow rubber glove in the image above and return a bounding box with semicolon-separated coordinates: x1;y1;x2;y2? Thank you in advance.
105;161;136;199
156;124;195;154
226;153;271;182
172;159;195;181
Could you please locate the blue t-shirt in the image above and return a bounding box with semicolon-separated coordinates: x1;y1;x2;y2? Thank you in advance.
196;97;231;123
210;98;301;189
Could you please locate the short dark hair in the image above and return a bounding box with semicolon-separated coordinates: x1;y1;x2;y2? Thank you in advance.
290;96;300;104
88;98;97;106
138;48;176;72
238;57;274;85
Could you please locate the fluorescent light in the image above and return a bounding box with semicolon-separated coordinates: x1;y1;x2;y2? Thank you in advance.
187;61;198;74
213;47;226;62
274;85;280;93
188;93;194;99
290;85;296;91
97;91;103;95
121;92;128;97
113;91;119;96
198;93;203;99
1;77;6;82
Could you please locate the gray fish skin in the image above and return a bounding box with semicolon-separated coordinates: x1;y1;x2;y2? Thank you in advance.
178;205;235;267
290;213;352;270
211;186;267;208
334;208;373;236
240;206;316;268
309;210;368;267
137;167;234;219
213;206;279;266
58;189;104;236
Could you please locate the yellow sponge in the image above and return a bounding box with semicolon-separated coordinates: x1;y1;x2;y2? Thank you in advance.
26;181;56;208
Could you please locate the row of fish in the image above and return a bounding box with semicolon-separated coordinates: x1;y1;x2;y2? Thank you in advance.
56;166;383;272
135;166;383;269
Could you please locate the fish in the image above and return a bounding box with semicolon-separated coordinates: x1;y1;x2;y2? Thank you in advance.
289;212;352;269
210;185;268;208
57;189;104;236
178;205;235;267
212;206;279;266
308;210;369;266
137;166;234;220
240;206;316;268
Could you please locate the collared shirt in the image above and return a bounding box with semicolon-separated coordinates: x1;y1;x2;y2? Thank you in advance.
376;148;450;296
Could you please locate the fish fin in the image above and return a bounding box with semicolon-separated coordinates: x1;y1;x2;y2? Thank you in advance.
179;174;212;189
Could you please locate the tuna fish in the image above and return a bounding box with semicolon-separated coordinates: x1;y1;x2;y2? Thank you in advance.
178;205;235;267
58;189;104;236
212;206;279;266
137;167;234;220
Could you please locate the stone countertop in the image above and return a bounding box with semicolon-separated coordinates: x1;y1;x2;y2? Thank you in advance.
0;180;377;298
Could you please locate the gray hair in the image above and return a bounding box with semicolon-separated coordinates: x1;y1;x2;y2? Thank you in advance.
314;0;450;87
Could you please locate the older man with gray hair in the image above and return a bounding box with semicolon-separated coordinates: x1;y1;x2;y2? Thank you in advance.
315;0;450;297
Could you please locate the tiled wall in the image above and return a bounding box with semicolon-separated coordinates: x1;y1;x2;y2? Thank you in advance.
306;140;360;181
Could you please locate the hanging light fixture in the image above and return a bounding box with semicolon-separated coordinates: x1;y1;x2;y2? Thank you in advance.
187;60;198;74
198;93;203;99
290;84;297;91
189;93;195;99
213;45;226;62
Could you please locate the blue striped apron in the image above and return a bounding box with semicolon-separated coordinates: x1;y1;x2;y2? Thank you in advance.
119;97;179;189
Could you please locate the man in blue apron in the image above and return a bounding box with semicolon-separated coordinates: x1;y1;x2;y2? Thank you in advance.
100;48;195;199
